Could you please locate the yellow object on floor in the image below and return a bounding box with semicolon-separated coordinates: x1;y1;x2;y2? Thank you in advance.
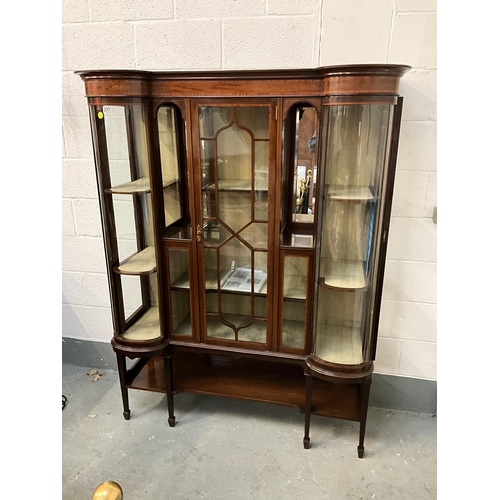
92;481;123;500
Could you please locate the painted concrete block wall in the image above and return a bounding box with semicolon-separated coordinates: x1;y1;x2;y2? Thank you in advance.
62;0;437;381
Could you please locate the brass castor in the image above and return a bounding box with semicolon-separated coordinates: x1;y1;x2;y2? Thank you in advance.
357;446;364;459
168;416;176;427
303;437;310;449
123;411;130;420
92;481;123;500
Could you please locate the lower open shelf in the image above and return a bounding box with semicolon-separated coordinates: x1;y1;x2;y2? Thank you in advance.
127;353;362;421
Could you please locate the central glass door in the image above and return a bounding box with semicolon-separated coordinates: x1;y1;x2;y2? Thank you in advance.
196;103;273;346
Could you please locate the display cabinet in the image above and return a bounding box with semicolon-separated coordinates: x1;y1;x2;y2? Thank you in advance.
78;64;410;457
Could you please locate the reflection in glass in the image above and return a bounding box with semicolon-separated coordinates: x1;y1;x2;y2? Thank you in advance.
292;107;319;223
157;106;182;227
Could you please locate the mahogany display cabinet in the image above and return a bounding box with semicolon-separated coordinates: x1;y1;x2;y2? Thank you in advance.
77;64;410;457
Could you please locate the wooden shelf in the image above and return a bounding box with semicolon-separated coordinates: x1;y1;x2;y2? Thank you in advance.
325;185;374;202
320;259;366;290
107;176;178;195
115;246;156;275
107;177;152;194
314;324;363;365
127;353;362;421
122;307;161;341
205;179;268;192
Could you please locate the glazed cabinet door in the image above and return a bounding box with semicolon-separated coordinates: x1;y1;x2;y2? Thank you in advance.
192;101;278;349
277;101;321;354
154;102;197;341
89;100;165;346
312;98;401;366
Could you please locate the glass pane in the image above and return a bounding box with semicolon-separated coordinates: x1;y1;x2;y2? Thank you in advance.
255;141;269;220
157;106;182;227
239;223;267;250
130;106;149;179
281;255;308;349
199;106;231;138
203;220;231;247
168;248;191;335
121;274;160;341
292;107;318;223
282;302;305;349
235;106;269;139
103;106;130;188
121;275;142;320
217;124;252;189
314;104;394;364
218;191;252;233
283;256;308;300
200;140;216;219
111;184;155;268
103;105;151;191
112;194;137;263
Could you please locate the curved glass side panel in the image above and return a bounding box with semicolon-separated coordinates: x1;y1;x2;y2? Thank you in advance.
313;104;394;364
91;103;161;342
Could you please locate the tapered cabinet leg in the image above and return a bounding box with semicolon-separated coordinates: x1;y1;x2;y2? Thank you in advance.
303;374;313;449
358;383;371;458
164;355;176;427
116;354;130;420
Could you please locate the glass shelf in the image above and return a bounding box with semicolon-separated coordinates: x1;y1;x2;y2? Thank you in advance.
107;176;178;195
320;259;367;290
107;177;151;194
122;307;161;341
325;186;374;202
115;246;156;275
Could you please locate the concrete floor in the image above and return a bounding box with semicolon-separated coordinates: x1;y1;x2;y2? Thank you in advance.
62;363;437;500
